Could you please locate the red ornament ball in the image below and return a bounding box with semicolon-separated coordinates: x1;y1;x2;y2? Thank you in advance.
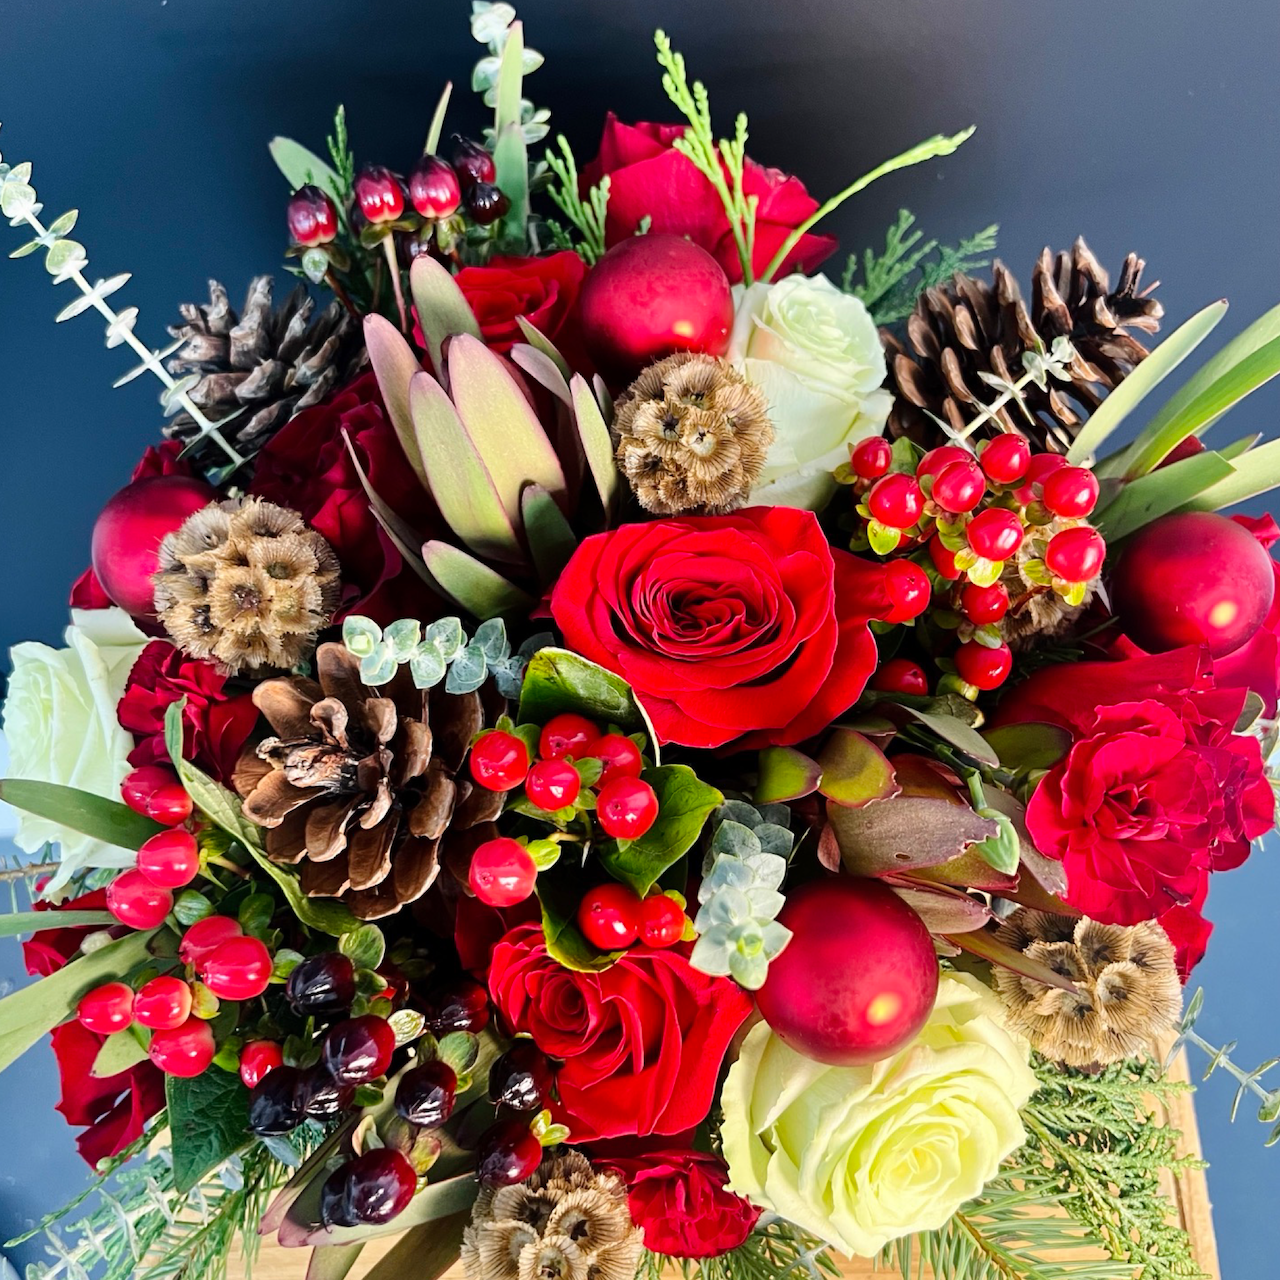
579;234;733;382
756;878;939;1066
91;475;216;617
1111;511;1276;658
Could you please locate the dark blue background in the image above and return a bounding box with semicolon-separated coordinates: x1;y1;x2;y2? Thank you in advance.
1;0;1277;1273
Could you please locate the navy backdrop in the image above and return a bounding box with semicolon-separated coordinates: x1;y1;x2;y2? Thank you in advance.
1;0;1277;1273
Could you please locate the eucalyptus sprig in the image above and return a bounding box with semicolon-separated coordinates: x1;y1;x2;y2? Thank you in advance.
939;335;1077;444
471;1;550;145
544;136;610;263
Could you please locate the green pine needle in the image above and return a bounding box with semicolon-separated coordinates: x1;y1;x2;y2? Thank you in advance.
544;136;610;263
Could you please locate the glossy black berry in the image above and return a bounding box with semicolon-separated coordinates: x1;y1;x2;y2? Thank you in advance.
466;182;511;226
450;135;496;189
295;1065;355;1121
423;979;490;1036
248;1065;303;1136
488;1040;554;1112
394;1060;458;1129
476;1118;543;1187
320;1148;417;1228
286;953;356;1018
322;1015;396;1085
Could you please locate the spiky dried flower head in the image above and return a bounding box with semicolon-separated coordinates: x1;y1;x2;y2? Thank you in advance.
614;352;773;515
992;909;1182;1069
154;496;341;675
462;1150;640;1280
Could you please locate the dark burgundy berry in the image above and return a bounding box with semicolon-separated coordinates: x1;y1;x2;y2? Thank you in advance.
286;952;357;1018
249;1066;304;1136
322;1015;397;1085
488;1040;554;1113
466;182;511;226
450;135;496;189
395;1059;458;1129
476;1118;543;1186
287;184;340;247
295;1066;356;1121
353;165;406;225
320;1149;417;1228
423;978;491;1036
408;155;462;220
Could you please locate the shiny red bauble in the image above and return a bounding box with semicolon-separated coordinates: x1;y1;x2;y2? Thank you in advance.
595;777;659;839
978;434;1031;484
583;733;644;784
76;982;135;1035
880;559;931;623
871;657;929;696
850;437;892;480
1111;511;1276;658
199;935;273;1000
137;829;200;890
468;837;538;908
955;639;1013;690
148;1016;215;1078
579;234;734;382
178;915;242;965
638;893;685;948
755;877;939;1066
91;475;217;617
106;868;174;930
133;975;193;1031
239;1040;285;1089
867;473;924;529
469;730;530;791
577;883;643;950
121;765;192;825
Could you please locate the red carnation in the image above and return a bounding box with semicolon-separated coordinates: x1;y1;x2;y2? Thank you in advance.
550;507;893;750
454;251;588;360
487;923;752;1142
583;114;836;283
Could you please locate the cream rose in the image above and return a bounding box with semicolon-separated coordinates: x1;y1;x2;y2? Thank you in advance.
730;273;892;511
2;608;150;895
721;972;1037;1257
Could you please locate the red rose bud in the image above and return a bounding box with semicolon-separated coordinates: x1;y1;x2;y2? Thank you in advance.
880;559;931;623
850;436;892;480
354;165;405;224
450;135;496;189
286;184;340;247
408;154;462;219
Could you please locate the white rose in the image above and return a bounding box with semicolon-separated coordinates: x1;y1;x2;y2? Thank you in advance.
2;608;150;895
730;273;892;511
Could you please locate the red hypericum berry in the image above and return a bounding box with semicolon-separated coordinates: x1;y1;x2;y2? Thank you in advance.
476;1119;543;1187
966;508;1024;561
881;559;931;623
286;184;340;247
596;777;659;840
136;829;199;890
538;713;599;760
286;952;356;1017
1014;452;1068;505
638;894;685;948
321;1149;417;1228
423;978;491;1036
524;759;581;811
851;437;892;480
488;1040;554;1112
1041;465;1100;518
469;730;530;791
978;434;1031;485
466;182;511;226
407;154;462;220
867;473;924;530
955;640;1013;691
917;446;971;480
468;837;538;908
1157;435;1206;468
928;534;961;580
577;883;643;950
248;1066;304;1135
178;915;242;966
1045;526;1107;583
871;657;929;696
239;1040;285;1089
931;459;986;513
450;135;497;189
353;165;405;224
395;1059;458;1128
199;935;273;1001
583;733;644;785
323;1015;397;1085
76;982;134;1035
106;869;174;930
133;975;193;1031
148;1016;215;1078
961;580;1010;624
121;765;192;825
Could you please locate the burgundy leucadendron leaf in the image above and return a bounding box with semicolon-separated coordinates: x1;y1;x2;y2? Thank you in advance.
830;795;999;877
816;728;900;808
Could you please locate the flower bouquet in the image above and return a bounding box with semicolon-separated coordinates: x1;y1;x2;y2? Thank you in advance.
2;6;1278;1280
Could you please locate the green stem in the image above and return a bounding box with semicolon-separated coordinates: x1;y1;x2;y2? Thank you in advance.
381;236;408;332
1185;1028;1274;1104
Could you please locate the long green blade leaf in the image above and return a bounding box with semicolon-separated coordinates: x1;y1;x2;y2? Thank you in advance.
520;483;578;584
1070;300;1228;466
421;541;534;618
1093;450;1236;542
492;25;529;252
0;779;165;851
267;137;344;205
0;909;115;938
363;314;428;488
570;373;619;516
424;81;453;156
1180;437;1280;511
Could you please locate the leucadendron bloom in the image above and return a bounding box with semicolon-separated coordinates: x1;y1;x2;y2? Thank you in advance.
2;609;149;895
721;972;1036;1257
730;273;891;511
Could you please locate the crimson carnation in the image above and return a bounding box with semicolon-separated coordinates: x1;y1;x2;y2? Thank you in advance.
1003;648;1272;925
550;506;893;749
453;251;588;358
487;923;752;1141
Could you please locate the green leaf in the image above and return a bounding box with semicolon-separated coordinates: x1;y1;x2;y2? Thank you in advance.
91;1027;150;1078
569;373;620;515
944;926;1078;993
306;1243;366;1280
0;779;166;851
514;317;572;383
0;929;157;1072
268;136;345;205
0;909;115;938
1068;299;1228;466
363;314;429;488
1179;436;1280;511
424;80;453;157
901;705;999;767
408;255;481;376
535;861;621;972
599;765;723;896
1093;449;1235;542
166;1066;252;1192
982;722;1072;771
421;540;534;619
339;924;386;971
815;729;899;808
753;746;823;804
521;483;577;584
360;1212;468;1280
493;121;530;253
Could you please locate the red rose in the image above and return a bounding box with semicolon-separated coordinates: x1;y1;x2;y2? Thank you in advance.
583;114;837;284
1213;514;1280;715
1002;648;1272;924
251;372;440;626
117;640;259;783
605;1149;760;1258
454;251;588;360
487;923;752;1142
550;506;892;749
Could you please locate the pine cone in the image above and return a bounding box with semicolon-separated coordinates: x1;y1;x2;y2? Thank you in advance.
164;277;365;456
232;643;506;920
884;239;1162;452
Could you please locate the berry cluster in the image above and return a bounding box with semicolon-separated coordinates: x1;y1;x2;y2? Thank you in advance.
576;883;687;952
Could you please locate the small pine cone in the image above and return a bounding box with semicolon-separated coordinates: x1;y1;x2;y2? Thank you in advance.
154;496;341;675
992;910;1182;1069
614;353;774;515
